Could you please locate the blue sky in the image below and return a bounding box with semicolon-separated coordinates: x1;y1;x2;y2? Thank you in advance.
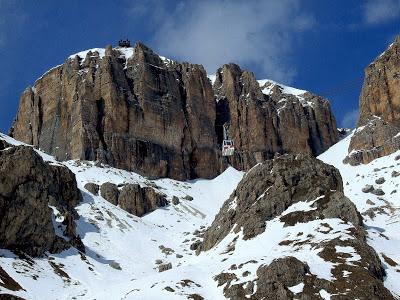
0;0;399;132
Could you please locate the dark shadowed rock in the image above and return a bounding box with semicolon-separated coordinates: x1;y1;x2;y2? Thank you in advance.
84;182;99;195
198;154;355;251
118;184;167;217
100;182;119;205
172;196;180;205
346;36;400;165
0;145;82;256
158;262;172;272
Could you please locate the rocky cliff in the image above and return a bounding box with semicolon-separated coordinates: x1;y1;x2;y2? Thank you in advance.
10;42;339;180
345;35;400;165
213;64;339;170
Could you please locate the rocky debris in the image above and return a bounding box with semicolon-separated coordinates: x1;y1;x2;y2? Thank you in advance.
10;42;339;180
371;189;385;196
0;145;82;256
158;262;172;272
84;182;99;195
10;42;221;181
392;170;400;177
346;36;400;165
190;241;201;251
198;154;360;251
118;184;167;217
100;182;119;205
183;195;193;201
375;177;386;184
109;261;122;270
172;196;180;205
362;185;375;193
213;64;339;171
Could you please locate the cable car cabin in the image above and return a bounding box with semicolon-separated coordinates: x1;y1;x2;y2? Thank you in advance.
222;139;235;156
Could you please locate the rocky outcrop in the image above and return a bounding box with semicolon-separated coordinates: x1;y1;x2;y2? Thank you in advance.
202;154;393;299
213;64;339;170
0;145;83;256
10;42;339;180
346;35;400;165
118;184;167;217
99;182;167;217
198;154;358;251
11;43;221;180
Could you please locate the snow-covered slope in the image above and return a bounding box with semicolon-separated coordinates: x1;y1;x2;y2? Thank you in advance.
1;131;399;299
319;132;400;297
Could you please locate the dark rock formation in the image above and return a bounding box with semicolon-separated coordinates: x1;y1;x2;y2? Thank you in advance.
100;182;119;205
202;154;393;299
213;64;339;170
99;182;167;217
198;154;359;251
0;145;82;256
84;182;99;195
346;35;400;165
11;43;221;180
118;184;167;217
10;42;339;180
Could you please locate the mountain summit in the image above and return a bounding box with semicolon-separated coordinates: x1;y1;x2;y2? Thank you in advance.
10;42;339;180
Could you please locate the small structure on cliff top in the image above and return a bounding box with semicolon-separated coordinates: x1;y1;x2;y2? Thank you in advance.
118;39;131;47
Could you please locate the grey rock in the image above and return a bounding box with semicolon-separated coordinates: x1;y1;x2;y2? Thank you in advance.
392;170;400;177
158;262;172;272
172;196;180;205
375;177;386;184
371;188;385;196
100;182;119;205
84;182;100;195
362;185;375;193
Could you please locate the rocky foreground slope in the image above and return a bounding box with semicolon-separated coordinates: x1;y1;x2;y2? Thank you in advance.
10;43;339;180
345;35;400;165
1;132;399;299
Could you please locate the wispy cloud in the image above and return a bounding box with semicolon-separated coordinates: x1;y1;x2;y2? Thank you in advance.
127;0;315;83
341;109;359;129
363;0;400;25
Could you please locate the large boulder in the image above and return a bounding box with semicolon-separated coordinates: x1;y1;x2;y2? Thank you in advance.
118;184;167;217
100;182;119;205
346;35;400;165
0;145;82;256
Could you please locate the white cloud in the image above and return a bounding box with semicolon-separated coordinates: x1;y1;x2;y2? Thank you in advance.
363;0;400;25
130;0;315;83
341;109;359;129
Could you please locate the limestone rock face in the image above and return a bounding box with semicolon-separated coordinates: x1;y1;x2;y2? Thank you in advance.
10;42;340;180
346;36;400;165
213;64;339;170
11;43;221;180
0;145;82;256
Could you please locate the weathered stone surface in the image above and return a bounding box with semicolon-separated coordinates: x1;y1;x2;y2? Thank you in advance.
346;36;400;165
84;182;99;195
213;64;339;170
172;196;179;205
198;154;357;251
158;262;172;272
100;182;119;205
11;43;339;180
118;184;167;217
0;145;82;256
11;43;221;180
203;154;393;299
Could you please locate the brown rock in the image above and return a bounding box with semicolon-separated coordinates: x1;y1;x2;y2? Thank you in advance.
0;145;82;256
11;43;221;180
346;36;400;165
118;184;167;217
100;182;119;205
213;64;339;170
84;182;99;195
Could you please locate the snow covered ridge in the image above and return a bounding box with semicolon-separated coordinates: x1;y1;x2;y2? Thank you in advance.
1;131;400;299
